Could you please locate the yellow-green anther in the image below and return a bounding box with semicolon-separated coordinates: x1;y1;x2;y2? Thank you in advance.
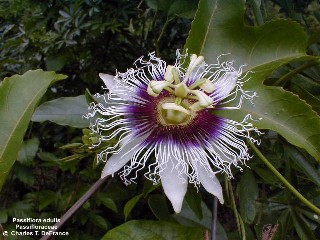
199;78;215;93
183;55;205;82
193;56;204;68
188;55;204;72
175;82;188;98
150;80;171;94
171;67;180;84
164;65;174;83
191;90;213;107
190;54;197;65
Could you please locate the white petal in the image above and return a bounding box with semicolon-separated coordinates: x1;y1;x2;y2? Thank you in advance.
101;134;148;178
99;73;133;101
159;155;188;213
196;162;224;204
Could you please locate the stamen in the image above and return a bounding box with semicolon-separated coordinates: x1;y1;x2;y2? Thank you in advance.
190;90;214;107
183;54;204;82
164;65;174;83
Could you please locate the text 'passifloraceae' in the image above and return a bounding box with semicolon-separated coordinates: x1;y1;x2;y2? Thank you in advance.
85;51;260;213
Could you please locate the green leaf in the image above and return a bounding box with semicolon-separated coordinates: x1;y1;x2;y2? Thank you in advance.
145;0;172;12
38;190;58;211
148;194;172;221
277;209;293;240
89;213;109;231
145;0;198;19
219;84;320;161
37;151;60;165
0;70;66;191
248;0;263;25
85;88;98;105
239;170;259;223
167;0;198;19
17;138;40;166
286;145;320;186
13;163;35;186
299;208;320;225
97;193;118;213
173;201;228;240
7;201;34;219
184;0;320;161
123;194;143;221
32;95;89;128
290;208;317;240
185;186;203;220
101;220;204;240
142;180;160;197
185;0;308;71
45;55;67;71
0;210;8;223
291;81;320;114
253;166;281;187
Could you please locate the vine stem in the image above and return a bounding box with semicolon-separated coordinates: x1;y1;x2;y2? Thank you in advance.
211;196;218;240
40;176;110;240
273;60;319;86
248;141;320;215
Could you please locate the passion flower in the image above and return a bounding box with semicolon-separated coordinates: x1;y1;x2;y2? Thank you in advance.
85;51;260;212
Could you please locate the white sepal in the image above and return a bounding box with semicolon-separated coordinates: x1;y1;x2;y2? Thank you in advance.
101;134;148;178
195;162;224;204
99;73;133;101
159;156;188;213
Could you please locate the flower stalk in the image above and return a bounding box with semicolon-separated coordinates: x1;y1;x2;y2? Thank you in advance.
211;196;218;240
40;176;110;240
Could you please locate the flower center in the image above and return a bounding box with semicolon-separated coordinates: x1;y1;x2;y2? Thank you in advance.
147;54;216;117
157;97;196;126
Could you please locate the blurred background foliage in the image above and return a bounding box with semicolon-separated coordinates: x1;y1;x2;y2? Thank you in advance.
0;0;319;239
